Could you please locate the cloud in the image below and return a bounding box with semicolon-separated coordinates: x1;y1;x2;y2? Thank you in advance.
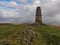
0;0;60;25
41;0;60;25
0;0;36;23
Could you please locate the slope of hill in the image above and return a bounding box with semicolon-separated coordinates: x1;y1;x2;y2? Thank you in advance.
0;24;60;45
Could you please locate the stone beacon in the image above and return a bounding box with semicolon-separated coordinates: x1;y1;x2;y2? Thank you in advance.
35;6;42;24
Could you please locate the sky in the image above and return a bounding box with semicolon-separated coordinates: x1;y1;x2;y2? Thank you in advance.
0;0;60;25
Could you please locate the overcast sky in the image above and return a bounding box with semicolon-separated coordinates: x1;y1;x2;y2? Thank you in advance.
0;0;60;25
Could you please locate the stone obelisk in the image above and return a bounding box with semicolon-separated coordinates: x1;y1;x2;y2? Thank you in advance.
35;7;42;24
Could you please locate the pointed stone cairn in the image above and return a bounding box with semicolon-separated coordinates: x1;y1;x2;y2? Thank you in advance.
35;7;42;25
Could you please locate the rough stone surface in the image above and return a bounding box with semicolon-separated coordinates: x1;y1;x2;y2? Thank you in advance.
35;7;42;24
0;29;44;45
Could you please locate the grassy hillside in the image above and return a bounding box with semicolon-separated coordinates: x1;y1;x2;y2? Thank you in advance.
0;24;60;45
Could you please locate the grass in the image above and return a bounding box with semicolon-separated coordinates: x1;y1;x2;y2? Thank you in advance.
36;25;60;36
0;24;60;45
